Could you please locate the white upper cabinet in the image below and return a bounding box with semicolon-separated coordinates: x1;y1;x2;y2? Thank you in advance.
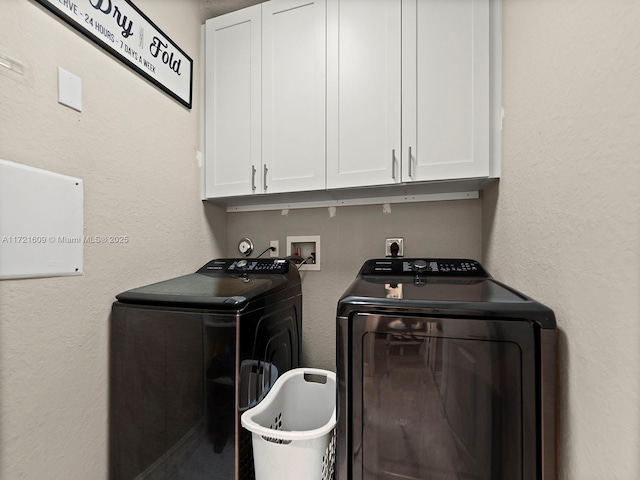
205;0;499;206
326;0;402;189
205;6;261;198
204;0;326;199
402;0;490;182
262;0;326;194
327;0;492;189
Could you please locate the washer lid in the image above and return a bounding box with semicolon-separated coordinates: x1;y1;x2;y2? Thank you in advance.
339;258;556;329
116;258;299;308
344;276;526;303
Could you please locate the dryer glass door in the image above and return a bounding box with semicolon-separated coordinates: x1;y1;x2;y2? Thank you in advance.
361;324;522;480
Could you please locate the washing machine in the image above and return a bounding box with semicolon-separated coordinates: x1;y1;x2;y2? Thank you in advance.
336;258;556;480
109;258;302;480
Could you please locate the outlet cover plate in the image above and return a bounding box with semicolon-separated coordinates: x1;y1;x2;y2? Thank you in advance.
58;67;82;112
385;237;404;257
269;240;279;257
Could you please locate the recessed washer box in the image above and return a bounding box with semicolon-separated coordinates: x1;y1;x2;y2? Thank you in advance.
286;235;320;271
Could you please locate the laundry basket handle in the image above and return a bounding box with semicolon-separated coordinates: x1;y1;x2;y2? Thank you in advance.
303;372;328;384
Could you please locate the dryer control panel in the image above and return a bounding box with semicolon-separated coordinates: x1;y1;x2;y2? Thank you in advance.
358;258;489;277
198;258;291;274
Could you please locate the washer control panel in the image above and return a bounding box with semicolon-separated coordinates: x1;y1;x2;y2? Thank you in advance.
359;258;488;277
198;258;290;274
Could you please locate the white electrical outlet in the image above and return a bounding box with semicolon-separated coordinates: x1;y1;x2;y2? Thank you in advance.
385;237;404;257
270;240;279;257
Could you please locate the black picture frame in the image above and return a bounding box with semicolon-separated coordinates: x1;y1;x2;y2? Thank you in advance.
33;0;193;109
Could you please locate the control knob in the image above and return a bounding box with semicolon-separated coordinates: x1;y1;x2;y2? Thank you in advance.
413;259;428;273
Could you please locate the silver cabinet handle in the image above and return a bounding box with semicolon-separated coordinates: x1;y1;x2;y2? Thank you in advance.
392;149;397;181
251;165;257;192
263;164;268;191
408;146;413;178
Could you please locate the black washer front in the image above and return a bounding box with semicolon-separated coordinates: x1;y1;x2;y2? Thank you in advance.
110;258;302;480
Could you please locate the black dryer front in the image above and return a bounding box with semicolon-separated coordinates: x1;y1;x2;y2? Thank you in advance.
336;258;556;480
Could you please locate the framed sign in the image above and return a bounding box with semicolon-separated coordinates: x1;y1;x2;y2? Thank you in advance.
35;0;193;108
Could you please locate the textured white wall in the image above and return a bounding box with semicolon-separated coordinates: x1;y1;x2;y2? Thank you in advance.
0;1;226;478
484;0;640;478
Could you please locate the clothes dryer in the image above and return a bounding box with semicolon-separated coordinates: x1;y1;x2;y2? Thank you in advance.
336;258;556;480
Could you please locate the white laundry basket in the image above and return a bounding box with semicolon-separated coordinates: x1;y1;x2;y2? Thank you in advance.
240;368;336;480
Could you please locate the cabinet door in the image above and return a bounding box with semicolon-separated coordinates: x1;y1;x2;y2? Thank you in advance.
402;0;490;182
205;6;261;198
262;0;326;194
327;0;402;189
